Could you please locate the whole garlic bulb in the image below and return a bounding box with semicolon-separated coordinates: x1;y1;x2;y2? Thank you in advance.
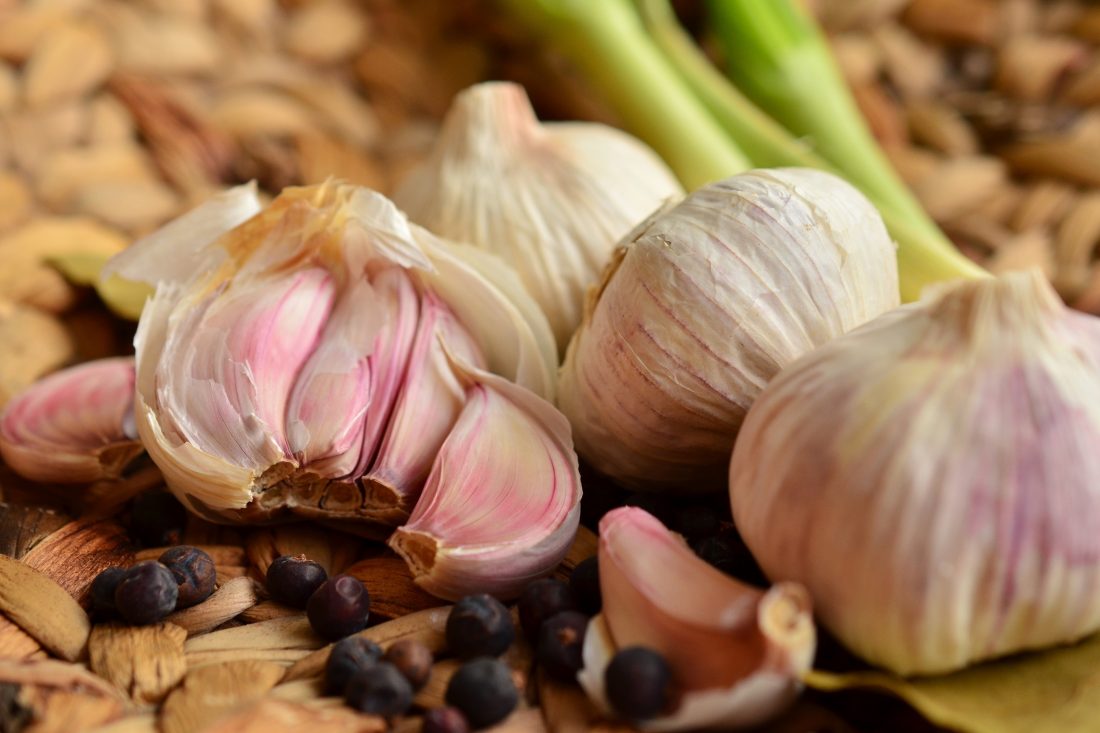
559;168;899;490
394;81;684;350
730;270;1100;675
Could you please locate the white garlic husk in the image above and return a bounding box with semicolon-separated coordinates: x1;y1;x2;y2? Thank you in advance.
577;507;815;730
394;81;684;350
730;270;1100;675
559;168;900;491
90;181;581;598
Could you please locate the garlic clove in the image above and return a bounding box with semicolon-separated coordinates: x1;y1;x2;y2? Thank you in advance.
559;168;900;491
362;290;485;520
0;357;143;483
730;269;1100;675
388;366;581;601
395;81;683;351
577;507;815;731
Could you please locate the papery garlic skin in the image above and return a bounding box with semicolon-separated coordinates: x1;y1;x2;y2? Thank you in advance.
108;182;566;542
0;357;141;483
577;507;814;730
730;270;1100;676
559;168;899;491
394;81;684;350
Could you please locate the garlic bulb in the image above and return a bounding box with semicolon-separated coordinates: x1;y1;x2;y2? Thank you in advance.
559;168;899;491
0;357;140;483
578;507;815;730
394;82;683;350
89;181;580;598
730;270;1100;675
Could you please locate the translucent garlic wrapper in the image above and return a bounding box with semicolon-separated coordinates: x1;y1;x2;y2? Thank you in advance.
559;168;899;491
394;82;683;351
89;182;580;600
731;270;1100;675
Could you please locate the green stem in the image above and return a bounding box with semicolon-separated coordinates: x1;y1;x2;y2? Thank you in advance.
497;0;749;190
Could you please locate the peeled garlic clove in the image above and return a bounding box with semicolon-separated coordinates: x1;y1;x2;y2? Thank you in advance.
363;290;485;518
731;270;1100;675
389;366;581;600
394;81;684;350
559;168;900;491
0;357;142;483
577;507;814;731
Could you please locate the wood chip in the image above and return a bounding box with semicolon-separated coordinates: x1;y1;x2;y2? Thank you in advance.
906;98;979;155
283;606;451;682
88;623;187;704
159;661;285;733
164;577;261;637
412;658;458;709
901;0;999;46
23;517;134;604
246;525;362;579
0;299;73;405
0;555;89;661
23;20;113;107
344;554;443;620
184;616;322;654
283;0;369;65
202;698;386;733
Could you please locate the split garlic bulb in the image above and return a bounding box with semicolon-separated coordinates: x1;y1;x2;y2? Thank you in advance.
730;270;1100;675
394;82;684;350
88;181;580;600
559;168;899;491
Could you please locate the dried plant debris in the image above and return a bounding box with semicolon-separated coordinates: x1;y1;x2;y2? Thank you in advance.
88;622;187;704
0;555;90;661
159;660;285;733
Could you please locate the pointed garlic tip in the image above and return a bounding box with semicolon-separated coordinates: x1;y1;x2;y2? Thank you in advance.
0;357;143;484
731;269;1100;676
558;167;901;492
576;507;814;731
394;81;684;352
388;367;582;601
126;181;564;529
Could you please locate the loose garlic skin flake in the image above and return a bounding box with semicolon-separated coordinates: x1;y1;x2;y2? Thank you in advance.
731;271;1100;675
560;168;899;491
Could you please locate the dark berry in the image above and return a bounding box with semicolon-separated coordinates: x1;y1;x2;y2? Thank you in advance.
114;560;179;625
536;611;587;681
344;662;413;717
445;657;518;729
445;594;514;660
325;636;382;695
518;578;575;642
90;567;126;618
605;647;673;721
422;706;471;733
672;504;721;542
130;490;187;547
569;556;601;616
384;639;433;691
307;574;370;640
692;534;767;585
158;546;216;609
266;554;327;608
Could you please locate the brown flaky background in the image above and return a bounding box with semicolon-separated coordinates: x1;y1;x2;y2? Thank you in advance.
0;1;1096;732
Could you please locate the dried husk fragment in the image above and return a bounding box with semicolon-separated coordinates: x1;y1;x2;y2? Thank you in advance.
411;658;459;709
537;669;605;733
1000;114;1100;187
183;616;321;655
0;504;71;560
0;658;127;732
0;300;73;406
0;172;32;232
22;20;113;107
164;577;261;637
35;143;160;212
343;553;443;620
0;555;89;661
202;698;385;733
283;0;369;65
246;524;361;578
159;661;285;733
185;647;313;670
22;517;134;604
88;623;187;704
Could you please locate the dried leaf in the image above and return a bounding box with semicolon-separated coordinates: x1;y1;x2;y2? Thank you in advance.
807;629;1100;733
183;616;322;655
283;606;451;682
164;577;261;636
0;556;88;660
23;21;113;107
344;554;442;620
159;661;285;733
202;698;386;733
88;623;187;704
283;0;369;65
22;517;134;604
0;300;73;405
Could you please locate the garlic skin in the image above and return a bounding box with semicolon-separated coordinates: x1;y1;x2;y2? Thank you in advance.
394;81;684;350
101;182;571;549
559;168;900;491
577;507;815;730
0;357;141;484
730;270;1100;675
